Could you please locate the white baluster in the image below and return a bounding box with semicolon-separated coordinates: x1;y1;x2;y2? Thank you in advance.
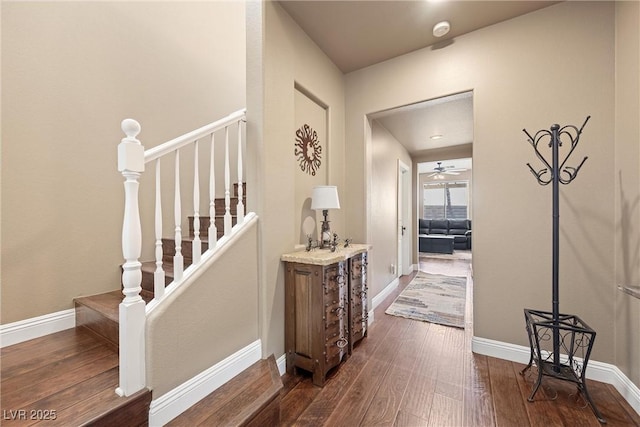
208;133;218;247
236;120;245;224
192;139;201;265
116;118;146;397
154;159;165;299
174;150;184;281
224;126;232;236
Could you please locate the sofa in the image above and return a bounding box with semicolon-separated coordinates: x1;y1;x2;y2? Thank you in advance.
419;218;472;250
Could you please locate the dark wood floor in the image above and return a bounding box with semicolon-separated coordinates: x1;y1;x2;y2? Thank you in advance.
279;254;640;426
0;327;150;426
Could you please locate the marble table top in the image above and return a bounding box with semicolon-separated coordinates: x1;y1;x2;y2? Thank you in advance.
281;243;371;266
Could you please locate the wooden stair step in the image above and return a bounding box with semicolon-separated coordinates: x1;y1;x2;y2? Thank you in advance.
162;237;210;264
188;215;239;238
0;328;151;426
74;290;153;347
74;291;122;348
167;355;283;426
141;261;173;294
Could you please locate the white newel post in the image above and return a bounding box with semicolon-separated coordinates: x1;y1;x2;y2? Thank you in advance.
117;119;146;397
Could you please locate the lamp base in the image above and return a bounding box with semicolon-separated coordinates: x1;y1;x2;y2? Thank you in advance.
319;209;331;249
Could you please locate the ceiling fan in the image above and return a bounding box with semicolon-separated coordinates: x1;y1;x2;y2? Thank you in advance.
427;162;467;178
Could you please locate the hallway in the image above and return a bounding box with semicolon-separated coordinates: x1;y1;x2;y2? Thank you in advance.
278;254;640;426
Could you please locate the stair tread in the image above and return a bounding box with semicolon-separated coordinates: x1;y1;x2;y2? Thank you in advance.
1;328;105;380
0;327;151;425
162;235;210;243
142;260;174;276
167;355;282;426
74;291;123;323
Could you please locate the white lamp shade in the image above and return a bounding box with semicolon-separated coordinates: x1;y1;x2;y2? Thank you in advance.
311;186;340;210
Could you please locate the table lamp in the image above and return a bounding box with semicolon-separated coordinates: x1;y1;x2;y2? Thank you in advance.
311;186;340;248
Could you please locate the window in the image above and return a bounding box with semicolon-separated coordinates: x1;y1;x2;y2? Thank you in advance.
423;181;468;219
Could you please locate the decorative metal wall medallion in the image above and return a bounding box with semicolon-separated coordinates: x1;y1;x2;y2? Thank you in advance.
294;124;322;176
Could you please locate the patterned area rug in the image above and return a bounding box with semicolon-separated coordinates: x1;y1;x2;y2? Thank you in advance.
385;272;467;328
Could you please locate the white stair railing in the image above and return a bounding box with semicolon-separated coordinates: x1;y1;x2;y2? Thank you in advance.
117;108;247;397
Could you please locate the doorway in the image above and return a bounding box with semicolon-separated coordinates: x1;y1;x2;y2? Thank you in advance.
397;160;411;277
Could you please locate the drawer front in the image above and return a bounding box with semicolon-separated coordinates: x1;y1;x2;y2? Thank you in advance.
350;256;364;280
349;253;368;347
325;297;346;326
325;327;348;366
323;262;345;295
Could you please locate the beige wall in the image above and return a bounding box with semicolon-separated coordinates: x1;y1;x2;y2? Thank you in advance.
1;2;246;324
614;1;640;387
247;1;346;359
146;217;259;398
345;2;620;366
370;120;412;298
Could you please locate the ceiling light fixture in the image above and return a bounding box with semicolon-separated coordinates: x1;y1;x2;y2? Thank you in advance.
433;21;450;38
430;134;443;140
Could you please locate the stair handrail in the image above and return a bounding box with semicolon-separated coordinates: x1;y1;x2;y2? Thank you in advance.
116;109;247;397
144;109;246;163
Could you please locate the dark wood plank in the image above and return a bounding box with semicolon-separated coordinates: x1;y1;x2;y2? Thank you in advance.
323;320;414;426
434;325;465;401
28;385;149;426
280;377;322;426
360;364;412;426
582;377;640;426
1;350;118;410
168;356;282;427
394;409;429;427
0;368;120;427
427;392;463;427
1;328;102;380
462;353;495;426
515;363;567;427
603;383;640;426
360;319;429;426
487;353;532;426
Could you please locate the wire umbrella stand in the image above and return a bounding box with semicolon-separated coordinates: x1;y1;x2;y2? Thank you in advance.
519;116;606;424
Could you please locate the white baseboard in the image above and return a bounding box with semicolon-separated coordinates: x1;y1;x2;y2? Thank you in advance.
276;353;286;376
372;277;399;311
472;336;640;416
148;339;262;427
367;277;400;327
0;309;76;348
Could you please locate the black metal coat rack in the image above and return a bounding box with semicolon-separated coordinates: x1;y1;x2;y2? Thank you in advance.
520;116;606;424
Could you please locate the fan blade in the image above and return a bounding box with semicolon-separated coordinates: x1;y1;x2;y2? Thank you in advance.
443;171;460;175
426;172;438;177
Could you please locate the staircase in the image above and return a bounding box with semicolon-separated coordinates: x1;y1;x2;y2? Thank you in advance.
1;110;271;425
138;183;246;301
0;185;259;425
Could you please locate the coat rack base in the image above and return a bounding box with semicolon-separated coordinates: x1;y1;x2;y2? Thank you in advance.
521;309;606;424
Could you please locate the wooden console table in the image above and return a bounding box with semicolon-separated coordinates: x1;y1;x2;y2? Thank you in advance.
281;244;370;386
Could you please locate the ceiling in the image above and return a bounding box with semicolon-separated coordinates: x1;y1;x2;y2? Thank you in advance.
370;91;473;153
279;1;559;74
279;0;558;159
